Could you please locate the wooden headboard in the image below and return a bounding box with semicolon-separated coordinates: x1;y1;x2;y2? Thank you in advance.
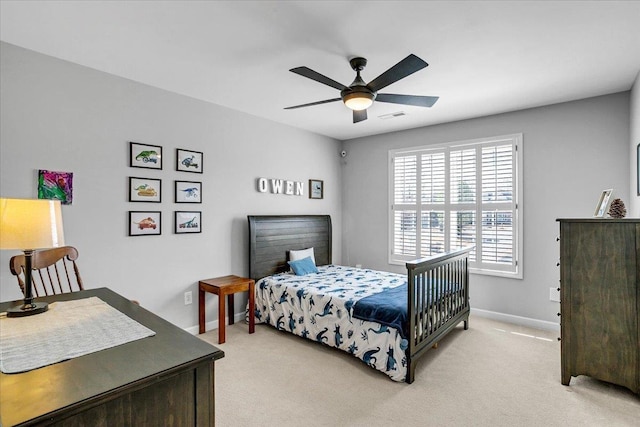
248;215;332;280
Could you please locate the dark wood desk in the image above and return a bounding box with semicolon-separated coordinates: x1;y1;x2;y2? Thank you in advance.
0;288;224;426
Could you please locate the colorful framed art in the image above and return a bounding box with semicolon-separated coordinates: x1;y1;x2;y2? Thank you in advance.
38;169;73;205
129;177;161;202
129;211;161;236
130;142;162;170
175;181;202;203
175;211;201;234
176;148;203;173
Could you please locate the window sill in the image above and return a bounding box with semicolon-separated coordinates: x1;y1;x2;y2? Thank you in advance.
470;267;523;280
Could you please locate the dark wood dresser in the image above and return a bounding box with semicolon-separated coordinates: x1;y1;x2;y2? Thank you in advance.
557;219;639;394
0;288;225;426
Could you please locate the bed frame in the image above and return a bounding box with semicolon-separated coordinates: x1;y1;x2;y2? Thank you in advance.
248;215;471;383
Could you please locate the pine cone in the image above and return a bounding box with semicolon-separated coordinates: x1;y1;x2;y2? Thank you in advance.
608;198;626;218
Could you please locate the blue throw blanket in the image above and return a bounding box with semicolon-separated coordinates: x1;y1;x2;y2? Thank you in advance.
352;283;409;339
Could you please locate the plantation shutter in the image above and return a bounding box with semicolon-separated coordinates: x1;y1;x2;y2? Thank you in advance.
392;154;418;258
390;134;521;277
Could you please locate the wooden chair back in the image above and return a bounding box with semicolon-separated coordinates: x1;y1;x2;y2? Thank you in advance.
9;246;84;297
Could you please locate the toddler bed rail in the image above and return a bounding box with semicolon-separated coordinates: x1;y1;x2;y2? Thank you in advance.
406;247;471;383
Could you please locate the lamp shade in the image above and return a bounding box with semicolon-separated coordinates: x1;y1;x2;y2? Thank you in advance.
0;198;65;250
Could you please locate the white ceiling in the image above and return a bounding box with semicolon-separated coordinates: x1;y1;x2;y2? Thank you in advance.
1;1;639;141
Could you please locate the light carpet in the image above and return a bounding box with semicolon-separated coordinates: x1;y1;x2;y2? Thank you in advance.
199;315;639;427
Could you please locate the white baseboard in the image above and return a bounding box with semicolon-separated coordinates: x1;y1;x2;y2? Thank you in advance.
184;312;246;335
471;308;560;332
185;309;560;334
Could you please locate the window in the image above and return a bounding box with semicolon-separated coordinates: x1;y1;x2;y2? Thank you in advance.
389;134;522;278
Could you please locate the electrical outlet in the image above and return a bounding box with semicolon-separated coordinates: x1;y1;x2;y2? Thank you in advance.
549;287;560;302
184;291;193;305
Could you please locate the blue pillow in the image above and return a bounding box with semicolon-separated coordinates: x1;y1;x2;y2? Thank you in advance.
288;256;318;276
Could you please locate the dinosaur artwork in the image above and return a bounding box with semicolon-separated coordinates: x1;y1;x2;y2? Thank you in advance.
129;212;161;236
181;155;198;169
296;289;306;306
288;312;296;332
314;297;333;318
362;347;381;368
275;314;285;331
135;150;158;163
368;325;391;335
343;300;354;321
176;182;201;202
180;187;199;198
178;217;198;229
276;290;289;305
386;347;397;372
134;217;157;230
333;325;343;347
135;184;157;197
315;327;329;343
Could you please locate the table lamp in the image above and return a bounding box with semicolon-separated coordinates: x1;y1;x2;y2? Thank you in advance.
0;198;65;317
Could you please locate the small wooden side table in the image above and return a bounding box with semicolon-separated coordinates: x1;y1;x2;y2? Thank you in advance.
199;275;255;344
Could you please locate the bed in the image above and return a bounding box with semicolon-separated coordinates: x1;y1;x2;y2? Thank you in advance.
248;215;471;383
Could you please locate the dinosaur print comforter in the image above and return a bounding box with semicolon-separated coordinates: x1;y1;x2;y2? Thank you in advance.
253;265;410;382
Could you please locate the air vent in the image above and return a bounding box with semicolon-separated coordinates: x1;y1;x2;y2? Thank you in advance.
378;111;406;120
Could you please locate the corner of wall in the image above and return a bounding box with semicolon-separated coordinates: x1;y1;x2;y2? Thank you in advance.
631;70;640;216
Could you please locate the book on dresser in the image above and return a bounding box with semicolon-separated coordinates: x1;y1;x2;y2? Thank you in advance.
557;218;639;395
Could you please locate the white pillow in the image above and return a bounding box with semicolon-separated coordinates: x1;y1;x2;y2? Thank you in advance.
289;247;316;265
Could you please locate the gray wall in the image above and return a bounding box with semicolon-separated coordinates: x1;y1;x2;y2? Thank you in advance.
0;42;343;330
342;92;630;326
2;41;635;331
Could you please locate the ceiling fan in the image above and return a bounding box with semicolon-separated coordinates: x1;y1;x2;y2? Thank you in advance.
285;54;438;123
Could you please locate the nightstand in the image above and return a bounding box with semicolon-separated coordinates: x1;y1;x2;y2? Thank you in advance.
198;275;255;344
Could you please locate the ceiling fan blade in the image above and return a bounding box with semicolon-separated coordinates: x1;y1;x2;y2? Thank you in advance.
284;98;341;110
353;109;367;123
366;54;428;93
290;67;349;91
376;93;439;108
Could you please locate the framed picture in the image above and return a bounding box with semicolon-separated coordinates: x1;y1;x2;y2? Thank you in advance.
175;211;202;234
176;148;203;173
129;211;161;236
593;189;613;217
175;180;202;203
130;142;162;170
38;169;73;205
309;179;324;199
129;177;161;202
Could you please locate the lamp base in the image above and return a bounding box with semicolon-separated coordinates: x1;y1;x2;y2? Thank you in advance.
6;301;49;318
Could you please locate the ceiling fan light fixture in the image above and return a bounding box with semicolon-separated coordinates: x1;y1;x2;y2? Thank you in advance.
343;91;374;111
286;54;433;123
